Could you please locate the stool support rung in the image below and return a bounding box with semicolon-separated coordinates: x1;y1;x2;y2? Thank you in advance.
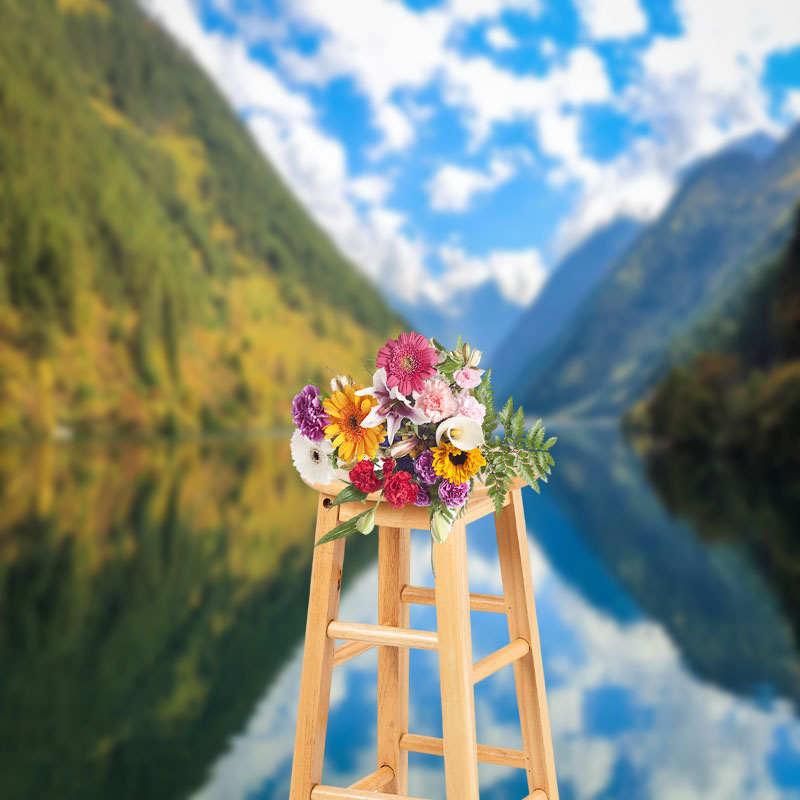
327;620;438;651
399;732;527;769
525;791;548;800
332;641;375;668
472;637;530;684
400;584;507;614
348;765;394;790
311;786;431;800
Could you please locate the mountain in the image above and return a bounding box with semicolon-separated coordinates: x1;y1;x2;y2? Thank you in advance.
627;205;800;470
514;125;800;417
0;0;402;436
492;217;641;399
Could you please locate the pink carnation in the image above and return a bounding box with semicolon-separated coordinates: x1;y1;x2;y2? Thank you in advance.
416;377;458;423
454;368;483;389
457;391;486;424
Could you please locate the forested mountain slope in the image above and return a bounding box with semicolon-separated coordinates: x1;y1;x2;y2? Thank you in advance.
0;0;401;435
515;129;800;417
628;206;800;469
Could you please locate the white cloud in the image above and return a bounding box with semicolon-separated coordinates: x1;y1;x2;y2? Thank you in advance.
574;0;647;40
447;0;541;23
427;156;515;212
369;101;416;158
553;0;800;250
486;24;516;50
783;89;800;120
347;173;392;205
437;245;547;306
441;47;611;147
278;0;609;153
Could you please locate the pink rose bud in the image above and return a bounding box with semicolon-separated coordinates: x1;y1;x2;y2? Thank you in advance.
454;367;482;389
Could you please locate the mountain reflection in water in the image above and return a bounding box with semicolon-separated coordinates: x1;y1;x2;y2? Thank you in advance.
0;429;798;799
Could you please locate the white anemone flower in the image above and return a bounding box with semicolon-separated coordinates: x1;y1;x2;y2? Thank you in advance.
290;429;336;485
435;415;485;451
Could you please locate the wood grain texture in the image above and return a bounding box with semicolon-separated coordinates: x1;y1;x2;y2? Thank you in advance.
311;786;430;800
327;620;438;650
495;489;559;799
332;640;375;668
400;733;527;769
289;497;346;800
472;637;530;684
377;526;410;794
400;584;506;613
348;765;395;791
432;518;480;800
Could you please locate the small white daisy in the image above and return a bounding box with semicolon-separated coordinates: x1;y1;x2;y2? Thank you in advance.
290;429;336;485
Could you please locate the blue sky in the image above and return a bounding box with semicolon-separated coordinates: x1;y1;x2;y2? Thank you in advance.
140;0;800;315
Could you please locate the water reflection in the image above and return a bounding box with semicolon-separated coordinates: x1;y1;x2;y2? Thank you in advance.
0;429;799;799
0;437;335;800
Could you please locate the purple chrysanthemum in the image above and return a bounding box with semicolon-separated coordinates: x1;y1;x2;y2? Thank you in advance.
414;450;437;485
292;384;329;442
414;484;432;507
438;479;470;509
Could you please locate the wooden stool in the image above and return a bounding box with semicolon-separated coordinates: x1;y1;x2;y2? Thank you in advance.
289;478;558;800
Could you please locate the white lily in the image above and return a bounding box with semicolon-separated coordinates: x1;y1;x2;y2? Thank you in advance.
435;415;485;451
356;367;427;443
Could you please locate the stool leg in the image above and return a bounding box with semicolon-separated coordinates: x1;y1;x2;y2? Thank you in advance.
495;489;559;800
377;526;410;794
290;497;346;800
433;519;480;800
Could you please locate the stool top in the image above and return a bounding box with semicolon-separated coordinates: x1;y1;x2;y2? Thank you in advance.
301;475;526;529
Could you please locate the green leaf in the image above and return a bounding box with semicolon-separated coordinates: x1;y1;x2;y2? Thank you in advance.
510;406;525;440
543;436;557;449
316;510;373;546
499;397;514;427
330;484;370;506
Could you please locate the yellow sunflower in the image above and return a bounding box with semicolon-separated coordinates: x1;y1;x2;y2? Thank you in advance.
431;442;486;484
323;384;383;462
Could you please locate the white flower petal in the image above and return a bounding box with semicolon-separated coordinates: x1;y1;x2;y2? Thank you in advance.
360;406;385;429
435;415;484;450
290;429;336;485
386;414;402;443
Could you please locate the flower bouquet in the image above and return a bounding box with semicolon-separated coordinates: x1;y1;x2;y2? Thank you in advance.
290;331;556;545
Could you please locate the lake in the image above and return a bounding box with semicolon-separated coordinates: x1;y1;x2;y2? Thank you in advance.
1;425;799;799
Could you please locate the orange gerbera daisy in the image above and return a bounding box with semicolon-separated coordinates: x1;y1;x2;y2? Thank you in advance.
323;384;384;462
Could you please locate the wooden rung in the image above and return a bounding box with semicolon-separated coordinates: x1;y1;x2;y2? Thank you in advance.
348;765;394;790
399;733;527;769
524;791;548;800
327;620;438;651
311;786;430;800
472;637;530;684
400;584;507;614
332;641;375;668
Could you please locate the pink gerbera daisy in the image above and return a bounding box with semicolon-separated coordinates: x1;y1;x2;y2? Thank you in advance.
376;331;438;395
